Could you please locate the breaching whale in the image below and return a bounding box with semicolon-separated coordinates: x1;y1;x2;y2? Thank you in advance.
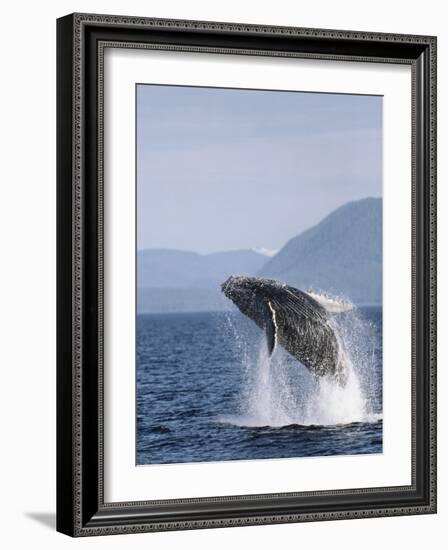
221;276;351;384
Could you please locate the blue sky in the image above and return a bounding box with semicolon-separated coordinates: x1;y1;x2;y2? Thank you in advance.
137;84;382;254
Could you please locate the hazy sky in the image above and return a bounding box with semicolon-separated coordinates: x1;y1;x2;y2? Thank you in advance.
137;84;382;254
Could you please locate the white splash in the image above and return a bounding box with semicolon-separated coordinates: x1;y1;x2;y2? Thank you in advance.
303;362;367;425
221;304;381;428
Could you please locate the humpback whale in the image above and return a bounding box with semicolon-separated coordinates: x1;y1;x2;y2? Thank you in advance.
221;276;350;384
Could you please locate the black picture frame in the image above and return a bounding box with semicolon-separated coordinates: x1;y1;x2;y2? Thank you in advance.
57;13;437;537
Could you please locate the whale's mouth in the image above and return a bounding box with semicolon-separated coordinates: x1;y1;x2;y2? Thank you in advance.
221;275;252;300
220;276;234;297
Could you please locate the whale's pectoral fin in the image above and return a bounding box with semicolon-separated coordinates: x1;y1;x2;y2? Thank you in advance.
265;301;278;356
265;317;276;356
305;291;353;314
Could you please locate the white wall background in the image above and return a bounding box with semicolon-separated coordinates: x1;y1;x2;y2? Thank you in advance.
0;1;444;548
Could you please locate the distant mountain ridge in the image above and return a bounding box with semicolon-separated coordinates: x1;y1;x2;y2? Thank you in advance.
258;197;382;304
138;248;267;289
138;197;382;313
137;248;266;313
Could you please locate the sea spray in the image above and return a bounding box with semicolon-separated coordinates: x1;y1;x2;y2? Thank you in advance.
221;302;381;428
303;362;367;425
243;338;297;426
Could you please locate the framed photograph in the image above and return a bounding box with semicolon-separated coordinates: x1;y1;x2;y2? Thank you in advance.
56;13;437;537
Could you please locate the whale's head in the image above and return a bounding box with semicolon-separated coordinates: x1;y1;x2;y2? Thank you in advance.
221;276;284;324
221;275;278;301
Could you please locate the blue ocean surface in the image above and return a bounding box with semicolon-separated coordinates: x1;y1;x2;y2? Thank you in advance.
136;307;382;465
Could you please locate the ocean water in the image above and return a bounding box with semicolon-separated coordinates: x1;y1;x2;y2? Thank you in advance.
136;307;382;465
